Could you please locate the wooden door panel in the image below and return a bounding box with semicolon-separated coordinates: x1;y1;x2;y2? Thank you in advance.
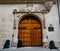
18;17;42;46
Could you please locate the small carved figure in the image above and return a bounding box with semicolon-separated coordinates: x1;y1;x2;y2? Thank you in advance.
3;39;10;49
49;40;57;49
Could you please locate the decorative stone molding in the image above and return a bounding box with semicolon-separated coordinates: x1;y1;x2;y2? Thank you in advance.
12;4;50;47
43;42;49;48
12;12;48;47
44;1;53;12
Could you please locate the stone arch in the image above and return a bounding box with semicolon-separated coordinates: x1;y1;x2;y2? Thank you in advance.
18;13;43;46
18;14;43;24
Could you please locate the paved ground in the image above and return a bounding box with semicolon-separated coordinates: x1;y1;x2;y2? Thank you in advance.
0;47;60;51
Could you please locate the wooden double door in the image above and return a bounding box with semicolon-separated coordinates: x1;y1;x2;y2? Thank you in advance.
18;16;42;46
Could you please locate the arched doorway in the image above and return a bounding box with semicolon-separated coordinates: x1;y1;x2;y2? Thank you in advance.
18;15;43;46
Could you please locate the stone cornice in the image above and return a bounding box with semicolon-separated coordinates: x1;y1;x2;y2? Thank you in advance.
0;0;56;4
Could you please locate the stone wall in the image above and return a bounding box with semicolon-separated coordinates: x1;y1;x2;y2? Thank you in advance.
0;4;60;47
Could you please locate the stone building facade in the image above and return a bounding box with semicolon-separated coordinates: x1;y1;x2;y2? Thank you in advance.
0;0;60;48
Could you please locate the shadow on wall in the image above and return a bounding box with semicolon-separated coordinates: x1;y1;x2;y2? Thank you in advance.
17;40;23;48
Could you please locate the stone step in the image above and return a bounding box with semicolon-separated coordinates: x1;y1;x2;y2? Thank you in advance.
0;47;59;51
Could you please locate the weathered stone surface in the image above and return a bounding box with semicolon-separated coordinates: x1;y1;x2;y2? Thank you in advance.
0;4;60;47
